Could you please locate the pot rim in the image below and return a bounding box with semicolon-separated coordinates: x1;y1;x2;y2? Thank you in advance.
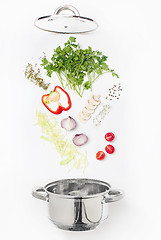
44;178;111;199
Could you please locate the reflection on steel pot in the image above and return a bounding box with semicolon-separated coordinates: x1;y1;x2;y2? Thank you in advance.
32;178;124;231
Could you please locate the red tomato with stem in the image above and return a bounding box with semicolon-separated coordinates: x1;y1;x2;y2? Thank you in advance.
96;151;105;160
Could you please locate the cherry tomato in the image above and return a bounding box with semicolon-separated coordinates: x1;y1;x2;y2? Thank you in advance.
105;132;115;142
96;151;105;160
105;145;115;154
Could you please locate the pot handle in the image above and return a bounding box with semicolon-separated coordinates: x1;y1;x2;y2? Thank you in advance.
103;189;124;203
32;187;48;201
54;5;80;16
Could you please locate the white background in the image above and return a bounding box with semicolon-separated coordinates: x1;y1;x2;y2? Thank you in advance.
1;0;161;239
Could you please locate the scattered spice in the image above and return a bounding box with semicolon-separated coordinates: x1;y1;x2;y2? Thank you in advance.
106;83;122;101
93;83;122;126
24;63;50;90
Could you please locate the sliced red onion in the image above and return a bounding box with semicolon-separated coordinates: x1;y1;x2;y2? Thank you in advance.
73;134;88;146
61;116;77;131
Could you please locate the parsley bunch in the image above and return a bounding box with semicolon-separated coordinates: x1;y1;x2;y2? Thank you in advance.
41;37;119;97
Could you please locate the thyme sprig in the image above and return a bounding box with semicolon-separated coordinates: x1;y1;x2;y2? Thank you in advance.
24;63;50;90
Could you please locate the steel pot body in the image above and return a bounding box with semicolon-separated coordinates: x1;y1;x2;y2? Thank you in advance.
32;178;124;231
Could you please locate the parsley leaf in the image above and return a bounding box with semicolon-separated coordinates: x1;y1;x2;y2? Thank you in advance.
41;37;119;97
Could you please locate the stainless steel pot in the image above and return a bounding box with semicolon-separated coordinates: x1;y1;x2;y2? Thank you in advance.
32;178;124;231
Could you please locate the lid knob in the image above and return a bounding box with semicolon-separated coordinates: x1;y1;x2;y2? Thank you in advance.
54;5;80;16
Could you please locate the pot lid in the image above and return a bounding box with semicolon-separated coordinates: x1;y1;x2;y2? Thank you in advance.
34;5;98;34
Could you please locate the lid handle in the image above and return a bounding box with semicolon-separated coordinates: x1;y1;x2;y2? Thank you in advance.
54;5;80;16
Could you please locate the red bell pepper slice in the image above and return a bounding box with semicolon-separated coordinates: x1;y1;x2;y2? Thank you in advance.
41;86;71;115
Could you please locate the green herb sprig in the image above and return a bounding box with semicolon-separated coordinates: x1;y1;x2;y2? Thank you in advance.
41;37;119;97
25;63;50;90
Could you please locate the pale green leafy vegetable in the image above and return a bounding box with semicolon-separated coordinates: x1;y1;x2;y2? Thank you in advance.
36;111;88;170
